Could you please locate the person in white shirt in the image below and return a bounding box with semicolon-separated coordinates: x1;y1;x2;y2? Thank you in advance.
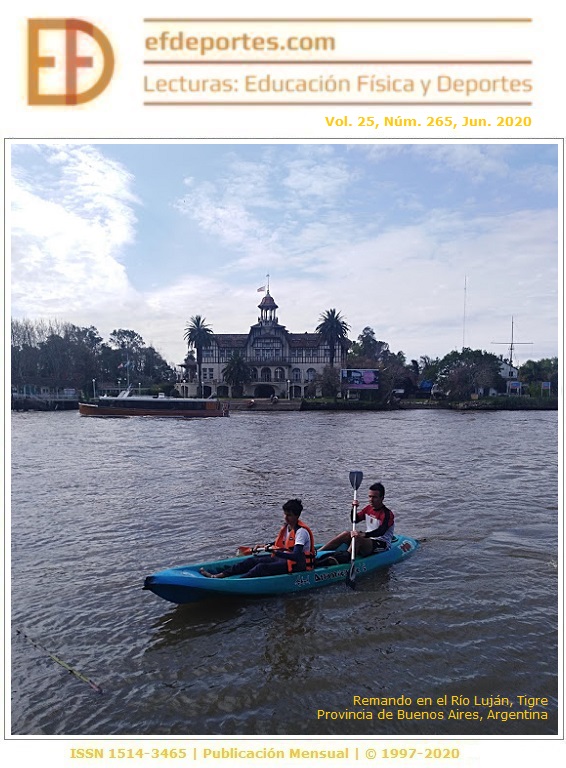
200;498;315;578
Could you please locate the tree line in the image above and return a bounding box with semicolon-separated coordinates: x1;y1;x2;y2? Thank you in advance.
11;312;558;401
347;325;558;400
11;318;177;396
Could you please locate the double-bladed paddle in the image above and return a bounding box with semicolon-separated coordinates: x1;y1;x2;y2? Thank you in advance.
346;470;364;589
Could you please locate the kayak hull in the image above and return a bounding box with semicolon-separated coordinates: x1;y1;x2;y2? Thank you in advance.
143;534;418;604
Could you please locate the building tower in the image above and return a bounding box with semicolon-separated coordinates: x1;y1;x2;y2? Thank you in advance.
258;291;279;326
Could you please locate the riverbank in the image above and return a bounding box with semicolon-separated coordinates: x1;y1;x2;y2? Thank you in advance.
299;397;558;411
228;398;301;411
12;395;557;414
11;395;79;412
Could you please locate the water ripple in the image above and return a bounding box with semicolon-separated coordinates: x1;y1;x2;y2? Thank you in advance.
10;409;558;735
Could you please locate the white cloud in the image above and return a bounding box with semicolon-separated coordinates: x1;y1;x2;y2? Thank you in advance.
10;143;558;368
11;185;135;315
411;144;511;180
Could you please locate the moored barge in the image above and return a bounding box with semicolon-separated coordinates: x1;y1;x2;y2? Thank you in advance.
79;391;229;418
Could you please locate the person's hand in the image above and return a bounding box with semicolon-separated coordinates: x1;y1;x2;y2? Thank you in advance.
352;499;359;507
350;530;362;539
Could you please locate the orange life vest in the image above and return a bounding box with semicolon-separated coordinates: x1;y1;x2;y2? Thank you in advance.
273;520;315;572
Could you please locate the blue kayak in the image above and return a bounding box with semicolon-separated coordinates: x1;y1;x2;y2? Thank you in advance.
143;534;418;604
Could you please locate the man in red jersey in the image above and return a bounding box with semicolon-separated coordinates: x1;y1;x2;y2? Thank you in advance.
321;482;395;557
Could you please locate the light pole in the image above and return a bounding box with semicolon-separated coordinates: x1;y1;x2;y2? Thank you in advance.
287;379;291;400
92;379;96;398
138;382;142;395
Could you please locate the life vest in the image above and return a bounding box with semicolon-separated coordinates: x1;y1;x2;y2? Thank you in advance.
273;520;315;572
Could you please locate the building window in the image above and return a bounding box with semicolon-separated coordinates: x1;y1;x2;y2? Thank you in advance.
274;367;285;381
306;368;316;382
250;367;258;381
261;367;272;382
202;368;214;381
252;337;283;361
305;349;324;363
219;349;235;362
292;368;301;382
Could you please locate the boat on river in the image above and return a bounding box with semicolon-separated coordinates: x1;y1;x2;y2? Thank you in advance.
143;534;418;604
79;390;229;418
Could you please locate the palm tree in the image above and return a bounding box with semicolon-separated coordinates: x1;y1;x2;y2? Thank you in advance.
222;351;251;397
183;315;213;396
315;308;350;368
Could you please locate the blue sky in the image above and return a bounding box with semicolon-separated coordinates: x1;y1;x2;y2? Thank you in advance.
10;142;559;367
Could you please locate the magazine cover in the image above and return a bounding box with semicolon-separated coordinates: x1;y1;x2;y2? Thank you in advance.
3;2;562;768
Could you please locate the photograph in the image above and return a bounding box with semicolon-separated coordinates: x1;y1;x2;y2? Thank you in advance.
9;141;558;737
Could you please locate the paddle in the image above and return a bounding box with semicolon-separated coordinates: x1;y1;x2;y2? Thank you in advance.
346;470;364;589
236;543;274;557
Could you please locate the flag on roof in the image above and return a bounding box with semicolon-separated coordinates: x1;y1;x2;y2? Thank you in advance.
257;285;266;292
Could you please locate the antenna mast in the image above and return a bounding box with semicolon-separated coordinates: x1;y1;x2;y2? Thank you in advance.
492;317;533;367
462;275;467;350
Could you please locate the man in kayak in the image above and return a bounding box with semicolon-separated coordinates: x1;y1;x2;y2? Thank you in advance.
200;498;315;578
320;482;395;558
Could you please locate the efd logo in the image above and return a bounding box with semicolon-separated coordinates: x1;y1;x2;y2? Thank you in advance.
28;19;114;105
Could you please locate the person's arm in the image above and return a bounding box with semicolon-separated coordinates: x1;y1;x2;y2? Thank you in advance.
352;500;365;524
271;543;306;568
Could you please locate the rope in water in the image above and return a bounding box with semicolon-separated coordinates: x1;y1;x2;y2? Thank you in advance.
15;629;103;694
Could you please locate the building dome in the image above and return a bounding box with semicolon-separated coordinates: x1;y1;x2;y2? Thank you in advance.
258;292;278;310
257;290;279;325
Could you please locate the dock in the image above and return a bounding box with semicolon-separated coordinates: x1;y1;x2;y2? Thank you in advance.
228;399;302;412
11;394;79;411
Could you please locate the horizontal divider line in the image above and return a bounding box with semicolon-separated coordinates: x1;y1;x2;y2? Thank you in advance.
143;101;534;106
144;60;533;66
144;18;533;24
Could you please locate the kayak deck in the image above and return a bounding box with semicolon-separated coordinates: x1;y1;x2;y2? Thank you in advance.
143;534;418;604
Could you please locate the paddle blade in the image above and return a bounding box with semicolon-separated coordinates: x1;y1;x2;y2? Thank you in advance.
345;560;357;590
236;546;253;556
345;536;357;589
349;470;363;490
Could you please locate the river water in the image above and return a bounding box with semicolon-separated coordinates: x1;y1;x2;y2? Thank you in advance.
9;409;558;736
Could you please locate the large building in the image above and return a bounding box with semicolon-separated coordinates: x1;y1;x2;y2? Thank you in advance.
177;291;349;399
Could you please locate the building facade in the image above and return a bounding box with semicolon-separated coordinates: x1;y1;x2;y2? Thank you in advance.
477;359;521;397
177;291;348;399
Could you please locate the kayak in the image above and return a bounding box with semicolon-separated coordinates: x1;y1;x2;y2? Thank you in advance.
143;534;418;604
